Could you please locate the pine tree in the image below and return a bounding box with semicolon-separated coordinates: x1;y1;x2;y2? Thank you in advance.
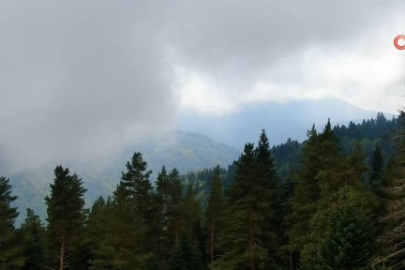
370;144;384;187
300;120;344;269
286;125;321;262
0;176;24;269
205;165;225;264
255;130;282;261
92;153;155;269
169;235;202;270
184;184;202;240
375;112;405;269
167;168;186;245
20;208;45;270
214;143;276;269
44;165;87;270
87;196;110;269
318;205;373;269
90;185;133;270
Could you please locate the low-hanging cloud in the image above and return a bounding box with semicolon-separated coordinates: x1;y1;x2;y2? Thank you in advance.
1;0;405;173
0;1;177;172
170;0;405;115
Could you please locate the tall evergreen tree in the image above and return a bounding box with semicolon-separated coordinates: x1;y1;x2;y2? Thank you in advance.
167;168;186;245
45;165;87;270
376;111;405;270
0;176;24;269
214;143;277;269
205;165;226;264
318;205;373;269
255;130;283;260
370;144;384;187
87;196;110;269
20;208;45;270
91;152;155;269
300;120;344;269
286;125;321;264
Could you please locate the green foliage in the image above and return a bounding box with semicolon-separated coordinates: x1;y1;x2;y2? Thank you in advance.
370;144;384;187
0;176;24;269
44;165;87;270
287;125;321;252
317;205;373;270
205;165;226;264
376;111;405;270
169;235;202;270
91;153;155;270
3;113;405;270
20;208;45;270
215;141;280;269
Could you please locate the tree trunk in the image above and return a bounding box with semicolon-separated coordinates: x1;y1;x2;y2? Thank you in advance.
175;222;179;245
60;240;65;270
210;225;215;264
289;251;293;270
249;210;255;270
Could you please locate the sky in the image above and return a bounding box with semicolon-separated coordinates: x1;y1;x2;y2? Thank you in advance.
1;0;405;172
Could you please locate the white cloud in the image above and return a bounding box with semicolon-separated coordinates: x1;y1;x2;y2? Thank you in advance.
174;9;405;115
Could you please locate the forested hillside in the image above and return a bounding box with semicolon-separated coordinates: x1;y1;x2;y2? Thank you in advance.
7;130;240;224
2;112;405;270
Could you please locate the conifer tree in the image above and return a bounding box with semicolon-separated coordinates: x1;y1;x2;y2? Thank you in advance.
370;144;384;187
45;166;87;270
90;185;133;270
167;168;186;245
20;208;45;270
169;235;202;270
214;143;276;269
300;120;344;269
286;125;321;260
205;165;225;264
0;176;24;269
376;111;405;270
184;184;202;239
255;130;282;260
318;205;373;269
87;196;110;269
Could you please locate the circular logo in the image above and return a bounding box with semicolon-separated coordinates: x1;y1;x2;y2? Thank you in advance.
394;35;405;50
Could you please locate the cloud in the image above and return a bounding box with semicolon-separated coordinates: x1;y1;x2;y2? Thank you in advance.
0;1;178;172
170;0;405;115
1;0;405;172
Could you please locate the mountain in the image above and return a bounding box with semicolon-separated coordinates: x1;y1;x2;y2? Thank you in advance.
7;130;240;224
178;97;394;149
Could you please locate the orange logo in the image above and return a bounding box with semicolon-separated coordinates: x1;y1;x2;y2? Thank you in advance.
394;35;405;50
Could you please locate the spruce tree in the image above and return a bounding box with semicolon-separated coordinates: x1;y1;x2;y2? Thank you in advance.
370;144;384;187
44;165;87;270
300;120;344;269
92;152;155;269
20;208;45;270
318;205;373;269
90;185;133;270
0;176;24;269
286;125;321;262
214;143;276;269
255;130;282;260
376;111;405;269
169;235;202;270
205;165;225;264
167;168;186;245
87;196;110;269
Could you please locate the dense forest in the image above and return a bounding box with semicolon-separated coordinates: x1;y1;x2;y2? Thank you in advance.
2;112;405;270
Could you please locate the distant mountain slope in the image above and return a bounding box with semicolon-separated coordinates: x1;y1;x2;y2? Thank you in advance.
178;98;394;149
7;130;240;224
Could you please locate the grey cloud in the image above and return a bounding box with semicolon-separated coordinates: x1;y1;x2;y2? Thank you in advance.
167;0;403;85
0;1;177;172
0;0;403;173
